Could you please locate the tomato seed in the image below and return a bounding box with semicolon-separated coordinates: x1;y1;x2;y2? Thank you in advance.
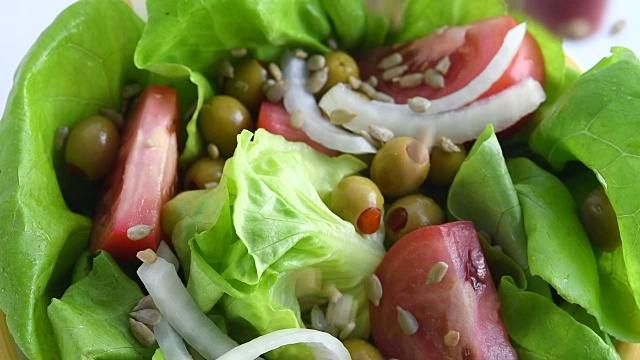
377;52;403;70
127;224;155;241
408;97;431;113
444;330;460;347
397;306;419;335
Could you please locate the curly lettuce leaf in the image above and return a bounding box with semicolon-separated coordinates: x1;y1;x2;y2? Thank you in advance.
163;130;385;358
0;0;145;358
530;47;640;317
47;252;152;359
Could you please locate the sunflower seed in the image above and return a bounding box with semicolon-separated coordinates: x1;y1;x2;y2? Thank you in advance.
130;318;156;347
399;73;424;88
144;139;156;149
356;129;380;148
366;76;378;88
230;48;247;57
268;62;283;81
100;108;125;129
339;321;356;340
326;38;338;50
266;79;289;103
127;225;155;241
121;83;142;99
133;295;156;312
408;97;431;113
439;137;461;153
610;19;627;35
55;126;69;151
372;91;395;103
426;261;449;285
348;75;362;89
322;283;343;303
130;308;163;327
397;306;419;335
207;143;220;160
261;79;277;94
218;60;235;79
369;125;394;143
435;25;449;35
435;56;452;75
493;244;504;253
359;82;377;97
306;67;329;94
136;249;158;264
310;305;327;331
294;48;309;59
289;109;305;129
326;294;354;328
444;330;460;347
377;52;403;70
365;274;383;306
307;54;327;72
233;80;249;92
382;65;408;81
329;109;357;125
424;69;445;88
204;181;219;189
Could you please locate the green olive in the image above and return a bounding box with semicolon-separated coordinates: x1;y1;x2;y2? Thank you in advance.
64;114;120;180
198;95;254;158
580;187;622;252
427;143;467;185
385;194;444;248
224;58;267;113
184;157;226;190
342;339;384;360
331;176;384;234
370;137;430;198
319;51;360;96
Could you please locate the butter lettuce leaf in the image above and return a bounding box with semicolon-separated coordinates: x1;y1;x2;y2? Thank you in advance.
530;47;640;318
163;130;385;358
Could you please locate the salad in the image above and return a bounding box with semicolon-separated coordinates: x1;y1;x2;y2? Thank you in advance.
1;0;639;359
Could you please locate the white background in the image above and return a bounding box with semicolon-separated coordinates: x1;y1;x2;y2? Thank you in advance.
0;1;638;115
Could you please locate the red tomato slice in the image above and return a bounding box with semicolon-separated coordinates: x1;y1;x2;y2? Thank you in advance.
358;16;545;134
369;221;516;360
257;101;340;156
90;86;179;261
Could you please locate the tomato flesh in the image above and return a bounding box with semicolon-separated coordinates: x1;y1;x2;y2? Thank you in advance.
257;101;340;156
369;221;516;360
357;16;545;135
90;86;179;261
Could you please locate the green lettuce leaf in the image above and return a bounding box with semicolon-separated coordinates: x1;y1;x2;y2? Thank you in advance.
530;47;640;318
163;130;385;358
507;157;640;340
47;252;152;359
499;278;620;360
0;1;145;358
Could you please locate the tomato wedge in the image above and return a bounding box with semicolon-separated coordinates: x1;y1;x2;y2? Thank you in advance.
357;16;544;134
90;86;179;261
369;221;516;360
256;101;340;156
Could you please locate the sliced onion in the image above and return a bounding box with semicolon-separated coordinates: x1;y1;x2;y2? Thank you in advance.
137;256;238;360
282;53;377;154
367;22;527;114
216;328;351;360
154;318;193;360
157;240;180;272
319;77;545;145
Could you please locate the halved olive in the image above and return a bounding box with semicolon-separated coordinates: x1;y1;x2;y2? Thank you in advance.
580;187;621;252
342;339;384;360
198;95;254;158
331;176;384;234
223;58;267;113
319;51;360;96
64;114;120;180
427;142;467;185
370;137;430;198
385;194;444;247
184;157;226;190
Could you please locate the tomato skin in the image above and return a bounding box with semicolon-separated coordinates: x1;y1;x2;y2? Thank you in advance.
256;101;341;157
369;221;516;360
519;0;609;39
357;16;545;135
90;86;179;261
